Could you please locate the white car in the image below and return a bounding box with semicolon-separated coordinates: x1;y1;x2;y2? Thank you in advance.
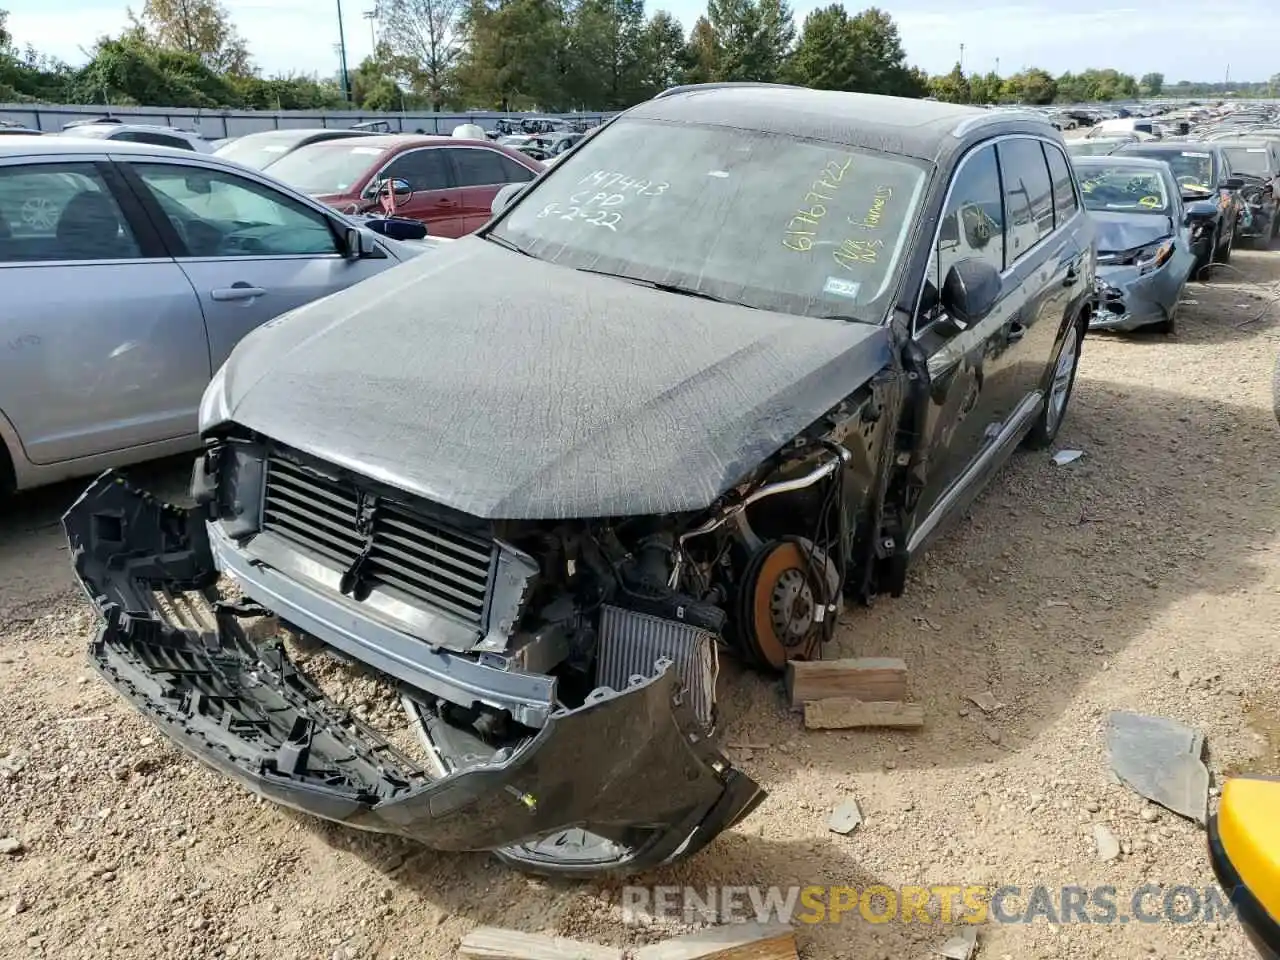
56;118;214;153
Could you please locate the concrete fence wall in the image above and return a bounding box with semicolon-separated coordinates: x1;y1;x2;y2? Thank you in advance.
0;103;615;139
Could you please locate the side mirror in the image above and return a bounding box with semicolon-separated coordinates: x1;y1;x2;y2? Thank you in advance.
490;182;526;217
1223;177;1245;191
940;258;1002;328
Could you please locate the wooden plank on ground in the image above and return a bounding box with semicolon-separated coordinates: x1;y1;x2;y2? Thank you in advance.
633;922;798;960
784;657;907;711
803;698;925;730
458;927;624;960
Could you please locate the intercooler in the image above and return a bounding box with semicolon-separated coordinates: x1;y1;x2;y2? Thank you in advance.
596;605;718;731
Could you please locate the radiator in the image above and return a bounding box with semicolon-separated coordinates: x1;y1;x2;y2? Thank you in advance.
596;604;718;731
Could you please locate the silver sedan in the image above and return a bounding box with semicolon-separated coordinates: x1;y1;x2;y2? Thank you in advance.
0;136;441;494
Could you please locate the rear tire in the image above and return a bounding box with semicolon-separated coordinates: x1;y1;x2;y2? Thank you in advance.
1023;311;1086;450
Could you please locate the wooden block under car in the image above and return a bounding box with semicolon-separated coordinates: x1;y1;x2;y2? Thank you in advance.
633;921;800;960
457;926;624;960
803;698;925;730
784;657;908;711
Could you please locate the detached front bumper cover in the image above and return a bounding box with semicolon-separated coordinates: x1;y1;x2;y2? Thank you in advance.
62;471;764;876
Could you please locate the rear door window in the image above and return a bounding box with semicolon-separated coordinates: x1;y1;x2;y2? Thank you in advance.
997;138;1055;264
1043;143;1078;226
0;163;141;262
449;148;509;187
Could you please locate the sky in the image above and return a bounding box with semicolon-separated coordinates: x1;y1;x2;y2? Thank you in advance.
3;0;1276;84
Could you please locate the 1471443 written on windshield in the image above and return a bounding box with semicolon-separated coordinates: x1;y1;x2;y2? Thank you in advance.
535;170;669;232
782;155;893;276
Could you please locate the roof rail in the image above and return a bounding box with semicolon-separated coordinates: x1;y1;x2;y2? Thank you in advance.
653;81;805;100
951;108;1054;138
350;119;393;133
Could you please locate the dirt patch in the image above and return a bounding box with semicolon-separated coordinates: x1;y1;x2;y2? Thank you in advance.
2;251;1280;960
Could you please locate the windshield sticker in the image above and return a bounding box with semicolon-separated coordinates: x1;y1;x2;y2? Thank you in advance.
782;156;854;251
1246;148;1266;153
1180;152;1210;159
707;170;729;178
823;276;861;300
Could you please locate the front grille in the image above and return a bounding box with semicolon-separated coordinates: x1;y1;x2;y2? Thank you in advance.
260;455;495;626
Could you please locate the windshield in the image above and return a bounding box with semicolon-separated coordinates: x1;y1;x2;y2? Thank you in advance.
215;133;308;170
489;118;929;322
1125;149;1215;190
1078;166;1170;213
265;142;386;194
1222;147;1273;177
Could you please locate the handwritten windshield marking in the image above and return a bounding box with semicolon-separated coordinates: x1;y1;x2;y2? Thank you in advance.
849;185;894;231
783;155;857;252
834;236;884;270
577;170;668;196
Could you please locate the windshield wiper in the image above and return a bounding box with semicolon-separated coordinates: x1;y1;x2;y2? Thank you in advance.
485;233;532;257
572;266;757;308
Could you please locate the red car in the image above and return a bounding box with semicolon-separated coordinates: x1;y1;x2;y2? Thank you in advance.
263;134;544;238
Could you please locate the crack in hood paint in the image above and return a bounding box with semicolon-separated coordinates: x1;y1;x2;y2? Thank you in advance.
213;236;893;520
1091;211;1174;254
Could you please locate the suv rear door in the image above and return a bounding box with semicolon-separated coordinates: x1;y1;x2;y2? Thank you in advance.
996;137;1087;412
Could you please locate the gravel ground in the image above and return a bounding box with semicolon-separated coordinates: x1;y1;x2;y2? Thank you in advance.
2;248;1279;960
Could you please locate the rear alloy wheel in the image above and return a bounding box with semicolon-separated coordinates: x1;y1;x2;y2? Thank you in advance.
1023;313;1085;450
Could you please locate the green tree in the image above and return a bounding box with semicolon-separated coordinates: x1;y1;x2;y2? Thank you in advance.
379;0;464;110
1004;66;1055;104
683;15;719;83
786;5;919;96
702;0;793;83
968;70;1001;104
457;0;569;109
568;0;646;109
785;5;855;90
131;0;251;74
69;30;240;106
929;62;968;103
1139;71;1163;97
633;10;686;97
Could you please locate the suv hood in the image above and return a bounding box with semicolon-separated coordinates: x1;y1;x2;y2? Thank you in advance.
207;236;892;520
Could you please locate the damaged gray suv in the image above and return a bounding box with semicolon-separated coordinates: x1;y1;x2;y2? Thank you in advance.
64;84;1094;876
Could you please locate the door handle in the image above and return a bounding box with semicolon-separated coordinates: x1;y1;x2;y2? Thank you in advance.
1006;321;1027;344
211;284;267;302
1062;267;1079;287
